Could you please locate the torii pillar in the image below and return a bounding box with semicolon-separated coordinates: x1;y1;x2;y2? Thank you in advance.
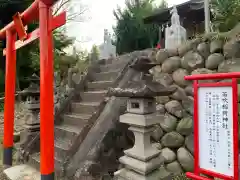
0;0;66;179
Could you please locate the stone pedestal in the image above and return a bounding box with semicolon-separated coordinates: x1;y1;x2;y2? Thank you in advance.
109;56;176;180
114;98;164;180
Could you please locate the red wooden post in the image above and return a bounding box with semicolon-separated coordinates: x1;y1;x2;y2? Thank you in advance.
3;30;16;166
193;80;199;175
12;12;27;40
0;0;65;175
39;1;54;179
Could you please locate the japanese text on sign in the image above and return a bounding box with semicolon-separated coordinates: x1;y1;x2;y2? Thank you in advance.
198;86;233;176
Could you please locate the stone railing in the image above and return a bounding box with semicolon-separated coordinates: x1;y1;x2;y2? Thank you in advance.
61;55;136;177
70;52;156;179
18;61;96;162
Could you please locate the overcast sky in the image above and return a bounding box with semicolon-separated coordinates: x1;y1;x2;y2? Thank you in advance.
66;0;188;52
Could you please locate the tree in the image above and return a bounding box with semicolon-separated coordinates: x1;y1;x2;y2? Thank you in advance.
211;0;240;32
113;0;167;54
90;45;99;61
0;0;86;93
54;0;89;23
0;0;35;92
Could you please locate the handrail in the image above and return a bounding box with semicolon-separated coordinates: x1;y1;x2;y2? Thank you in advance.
20;61;96;161
62;58;134;171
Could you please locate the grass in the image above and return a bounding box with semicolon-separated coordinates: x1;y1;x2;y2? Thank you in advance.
173;173;190;180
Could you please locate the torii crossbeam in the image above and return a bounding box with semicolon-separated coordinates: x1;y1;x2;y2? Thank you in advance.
0;0;66;179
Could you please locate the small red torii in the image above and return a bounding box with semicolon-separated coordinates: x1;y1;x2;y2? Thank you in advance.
0;0;66;179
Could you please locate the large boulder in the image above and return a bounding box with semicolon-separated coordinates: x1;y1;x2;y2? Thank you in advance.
178;38;201;57
165;100;184;118
205;53;224;70
152;142;162;150
177;147;194;172
210;39;223;53
152;65;162;77
197;42;210;59
157;166;173;179
162;56;181;73
166;161;184;175
159;113;178;132
176;117;193;136
148;49;157;62
161;132;184;148
181;51;204;71
185;85;193;96
191;68;214;75
156;104;165;114
191;68;215;83
151;125;164;142
156;49;169;64
168;48;179;57
178;42;192;57
223;39;240;59
155;73;173;87
172;68;190;87
156;96;170;104
161;148;176;164
182;96;194;115
185;134;194;154
169;84;188;101
218;58;240;73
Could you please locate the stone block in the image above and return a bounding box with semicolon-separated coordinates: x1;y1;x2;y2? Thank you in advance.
120;113;162;127
127;98;156;114
119;155;163;175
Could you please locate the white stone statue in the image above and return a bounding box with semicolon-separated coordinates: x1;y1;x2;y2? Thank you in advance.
99;29;116;60
165;6;186;50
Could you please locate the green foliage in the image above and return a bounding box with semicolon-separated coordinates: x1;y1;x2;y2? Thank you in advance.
0;0;76;94
76;50;89;72
29;30;75;73
172;173;190;180
211;0;240;32
90;44;99;61
113;0;167;54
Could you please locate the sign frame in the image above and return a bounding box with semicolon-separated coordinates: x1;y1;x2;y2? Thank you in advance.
184;73;239;180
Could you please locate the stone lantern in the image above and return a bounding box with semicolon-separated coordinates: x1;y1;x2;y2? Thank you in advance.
19;74;40;152
110;57;176;180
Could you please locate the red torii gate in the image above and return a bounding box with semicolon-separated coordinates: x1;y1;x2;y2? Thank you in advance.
0;0;65;179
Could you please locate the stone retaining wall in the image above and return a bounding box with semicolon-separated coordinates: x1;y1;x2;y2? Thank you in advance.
147;36;240;175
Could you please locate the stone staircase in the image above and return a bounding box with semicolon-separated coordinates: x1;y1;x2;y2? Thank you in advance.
26;57;133;178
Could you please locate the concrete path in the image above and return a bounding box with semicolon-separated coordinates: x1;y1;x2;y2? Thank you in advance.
3;164;40;180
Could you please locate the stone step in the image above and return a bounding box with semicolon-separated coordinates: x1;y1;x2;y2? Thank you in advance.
55;124;83;142
99;62;125;72
63;113;91;127
54;138;72;161
87;81;113;91
92;71;119;82
80;90;107;102
71;102;100;114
